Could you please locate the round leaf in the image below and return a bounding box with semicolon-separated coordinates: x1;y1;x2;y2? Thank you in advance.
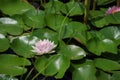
0;0;34;16
23;10;45;28
0;17;23;35
0;33;9;52
11;35;38;58
94;58;120;71
34;56;48;74
0;54;31;76
72;60;96;80
31;28;58;44
45;14;70;31
43;1;64;14
96;71;111;80
87;38;117;55
61;1;84;16
99;27;120;45
59;45;86;60
35;54;70;78
61;21;88;43
11;15;31;31
0;74;18;80
111;71;120;80
92;13;120;27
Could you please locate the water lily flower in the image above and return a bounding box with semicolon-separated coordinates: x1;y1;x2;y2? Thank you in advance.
32;39;57;55
106;6;120;15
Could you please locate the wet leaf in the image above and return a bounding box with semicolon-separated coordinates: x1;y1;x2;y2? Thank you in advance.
0;0;34;16
0;33;9;52
35;54;70;78
0;54;31;76
94;58;120;71
0;17;23;35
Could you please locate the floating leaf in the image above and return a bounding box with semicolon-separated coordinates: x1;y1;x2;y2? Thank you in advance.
92;17;108;28
11;35;38;58
35;54;70;78
0;54;31;76
0;17;23;35
111;71;120;80
43;0;64;14
72;60;96;80
59;45;86;60
0;33;9;52
45;14;70;31
90;10;105;19
31;28;58;44
96;71;111;80
0;74;18;80
94;58;120;71
87;38;117;55
61;21;88;44
0;0;34;16
99;27;120;45
92;12;120;27
23;10;45;28
61;1;84;16
11;15;31;31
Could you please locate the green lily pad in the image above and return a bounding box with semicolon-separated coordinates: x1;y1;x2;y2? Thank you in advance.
35;54;70;79
0;17;23;35
61;1;84;16
96;70;111;80
11;34;38;58
87;38;117;55
72;60;96;80
0;54;31;76
111;71;120;80
31;28;59;44
0;74;18;80
0;33;9;52
43;0;64;14
99;27;120;45
59;44;86;60
23;10;46;28
45;14;70;31
94;58;120;71
0;0;34;16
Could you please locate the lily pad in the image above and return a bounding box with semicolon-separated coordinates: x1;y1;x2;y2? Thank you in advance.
0;54;31;76
11;34;38;58
0;17;23;35
59;44;86;60
0;33;9;52
0;0;34;16
35;54;70;79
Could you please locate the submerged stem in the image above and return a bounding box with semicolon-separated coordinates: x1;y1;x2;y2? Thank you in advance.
84;0;90;24
117;0;120;6
25;68;34;80
92;0;96;10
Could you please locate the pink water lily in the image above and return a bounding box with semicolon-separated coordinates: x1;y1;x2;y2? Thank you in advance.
31;39;57;55
106;6;120;15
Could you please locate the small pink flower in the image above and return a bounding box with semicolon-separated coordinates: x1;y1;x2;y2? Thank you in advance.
32;39;57;55
106;6;120;15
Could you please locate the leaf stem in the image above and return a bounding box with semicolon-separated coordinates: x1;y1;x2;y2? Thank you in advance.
84;0;90;24
25;68;34;80
92;0;96;10
117;0;120;6
58;6;75;41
